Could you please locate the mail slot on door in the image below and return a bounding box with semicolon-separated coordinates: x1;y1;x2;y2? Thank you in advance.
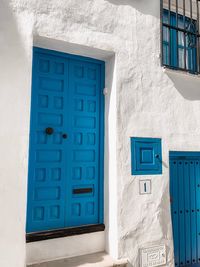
73;188;93;194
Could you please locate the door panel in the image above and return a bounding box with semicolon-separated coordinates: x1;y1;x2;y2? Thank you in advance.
26;48;104;233
184;161;192;264
196;163;200;262
170;153;200;266
65;60;101;227
170;159;180;266
178;161;186;266
190;161;197;265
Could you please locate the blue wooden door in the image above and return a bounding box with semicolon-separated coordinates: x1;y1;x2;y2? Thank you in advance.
26;48;105;233
170;152;200;267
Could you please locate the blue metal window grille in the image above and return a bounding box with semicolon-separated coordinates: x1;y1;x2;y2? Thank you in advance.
161;0;200;74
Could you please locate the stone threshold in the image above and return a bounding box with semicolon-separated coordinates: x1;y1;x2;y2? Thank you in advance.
26;224;105;243
27;252;128;267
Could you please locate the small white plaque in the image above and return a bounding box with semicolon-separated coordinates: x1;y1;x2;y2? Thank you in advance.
140;245;166;267
139;180;151;195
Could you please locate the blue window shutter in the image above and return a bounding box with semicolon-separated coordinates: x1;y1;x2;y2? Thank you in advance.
131;137;162;175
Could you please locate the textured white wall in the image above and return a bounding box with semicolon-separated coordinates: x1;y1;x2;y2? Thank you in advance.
2;0;200;266
0;1;32;267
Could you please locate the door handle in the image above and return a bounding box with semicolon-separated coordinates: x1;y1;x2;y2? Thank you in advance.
45;127;54;135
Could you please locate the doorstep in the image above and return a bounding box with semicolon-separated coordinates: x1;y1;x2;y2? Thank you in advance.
26;231;105;265
27;252;128;267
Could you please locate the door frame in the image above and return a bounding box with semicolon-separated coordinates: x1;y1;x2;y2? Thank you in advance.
170;151;200;158
26;47;105;240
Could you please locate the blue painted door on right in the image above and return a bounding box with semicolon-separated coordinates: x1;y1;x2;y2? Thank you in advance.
26;48;104;233
170;152;200;267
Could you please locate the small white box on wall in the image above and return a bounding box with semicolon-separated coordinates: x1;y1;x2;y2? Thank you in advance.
140;245;166;267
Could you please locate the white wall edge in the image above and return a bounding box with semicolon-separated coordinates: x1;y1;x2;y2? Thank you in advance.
163;66;200;80
33;36;115;61
26;231;105;265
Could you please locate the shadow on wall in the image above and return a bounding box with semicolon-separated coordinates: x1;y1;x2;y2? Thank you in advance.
104;55;118;257
0;0;29;266
165;70;200;100
34;35;114;60
0;0;28;69
104;0;160;18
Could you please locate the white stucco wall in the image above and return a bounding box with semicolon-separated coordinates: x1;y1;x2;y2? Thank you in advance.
2;0;200;266
0;1;32;267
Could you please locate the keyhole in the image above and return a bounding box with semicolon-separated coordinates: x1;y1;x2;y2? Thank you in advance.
62;133;68;139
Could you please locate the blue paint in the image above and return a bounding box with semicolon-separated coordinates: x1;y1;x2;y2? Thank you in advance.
169;151;200;266
190;161;197;264
196;164;200;264
170;151;200;158
170;158;180;266
26;47;105;233
184;160;192;264
178;160;185;265
163;9;197;73
130;137;162;175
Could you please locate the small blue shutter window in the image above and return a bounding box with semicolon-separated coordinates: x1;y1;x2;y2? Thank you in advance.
131;137;162;175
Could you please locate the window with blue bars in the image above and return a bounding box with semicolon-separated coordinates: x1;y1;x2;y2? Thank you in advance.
161;0;200;74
